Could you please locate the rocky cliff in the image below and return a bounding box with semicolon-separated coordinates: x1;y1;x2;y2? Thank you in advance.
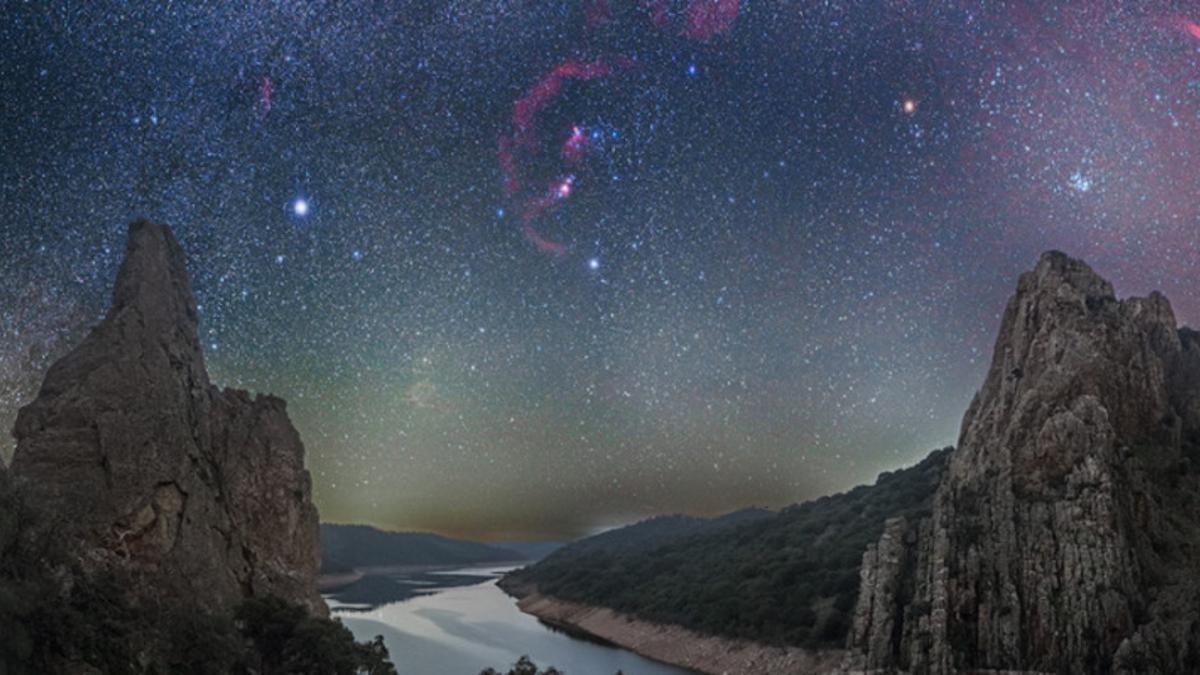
9;220;325;616
847;251;1200;674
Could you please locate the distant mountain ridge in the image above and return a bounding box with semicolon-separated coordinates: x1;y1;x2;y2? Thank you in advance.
542;507;773;562
321;523;554;572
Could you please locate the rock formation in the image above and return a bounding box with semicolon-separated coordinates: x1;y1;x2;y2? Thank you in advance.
847;251;1200;674
9;220;325;616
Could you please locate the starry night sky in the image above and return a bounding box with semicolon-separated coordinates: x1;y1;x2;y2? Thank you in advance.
3;1;1199;541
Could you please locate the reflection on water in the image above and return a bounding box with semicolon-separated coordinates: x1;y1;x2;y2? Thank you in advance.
331;566;696;675
330;570;497;610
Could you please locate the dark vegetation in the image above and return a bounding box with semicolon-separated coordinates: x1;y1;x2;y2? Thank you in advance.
0;470;396;675
506;448;950;649
236;596;396;675
479;655;597;675
321;523;522;572
490;541;564;561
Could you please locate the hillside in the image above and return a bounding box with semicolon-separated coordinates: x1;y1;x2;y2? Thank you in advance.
503;448;948;648
491;541;564;561
321;524;524;571
545;507;772;562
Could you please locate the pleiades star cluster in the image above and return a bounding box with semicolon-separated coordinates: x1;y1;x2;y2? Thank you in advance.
2;1;1198;540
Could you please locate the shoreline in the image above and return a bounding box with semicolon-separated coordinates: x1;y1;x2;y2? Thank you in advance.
499;581;846;675
319;560;529;593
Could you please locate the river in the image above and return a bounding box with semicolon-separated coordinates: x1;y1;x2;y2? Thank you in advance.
330;565;697;675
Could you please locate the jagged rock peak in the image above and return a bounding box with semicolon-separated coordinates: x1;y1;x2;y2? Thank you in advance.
111;220;201;343
846;250;1200;675
1017;250;1177;345
11;220;324;616
1031;249;1115;297
36;220;209;400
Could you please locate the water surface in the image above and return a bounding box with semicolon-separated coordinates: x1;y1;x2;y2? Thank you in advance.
333;565;697;675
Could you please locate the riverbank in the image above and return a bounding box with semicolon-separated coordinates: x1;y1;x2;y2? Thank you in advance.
500;582;845;675
334;566;697;675
322;562;532;610
319;560;531;593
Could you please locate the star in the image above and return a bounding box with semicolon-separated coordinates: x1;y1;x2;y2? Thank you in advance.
588;257;600;270
292;198;309;216
1068;172;1092;193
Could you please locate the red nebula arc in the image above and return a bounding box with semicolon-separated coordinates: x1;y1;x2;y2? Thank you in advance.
586;0;614;30
258;76;274;119
1181;18;1200;41
502;56;631;192
499;56;632;254
643;0;671;29
501;0;741;255
523;224;569;255
683;0;739;40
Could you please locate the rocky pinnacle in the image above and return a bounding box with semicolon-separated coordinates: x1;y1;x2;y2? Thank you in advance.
10;220;325;616
847;251;1200;674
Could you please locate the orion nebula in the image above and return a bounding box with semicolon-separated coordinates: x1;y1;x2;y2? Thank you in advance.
501;0;741;257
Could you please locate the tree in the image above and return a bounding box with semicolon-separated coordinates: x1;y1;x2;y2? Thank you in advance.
237;596;397;675
479;656;572;675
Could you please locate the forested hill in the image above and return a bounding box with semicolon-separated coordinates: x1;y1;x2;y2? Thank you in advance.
491;541;564;561
502;448;950;649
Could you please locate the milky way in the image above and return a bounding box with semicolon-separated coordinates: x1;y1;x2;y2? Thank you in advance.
2;2;1199;540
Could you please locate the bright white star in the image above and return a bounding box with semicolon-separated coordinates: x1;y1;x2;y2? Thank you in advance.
1068;172;1091;193
292;198;309;216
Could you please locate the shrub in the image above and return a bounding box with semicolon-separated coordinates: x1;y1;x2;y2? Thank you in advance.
237;596;398;675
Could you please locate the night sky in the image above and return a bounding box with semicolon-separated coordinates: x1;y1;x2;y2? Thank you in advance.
3;1;1199;541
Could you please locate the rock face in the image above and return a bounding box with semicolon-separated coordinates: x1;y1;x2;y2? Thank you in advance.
10;220;325;616
846;251;1200;674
